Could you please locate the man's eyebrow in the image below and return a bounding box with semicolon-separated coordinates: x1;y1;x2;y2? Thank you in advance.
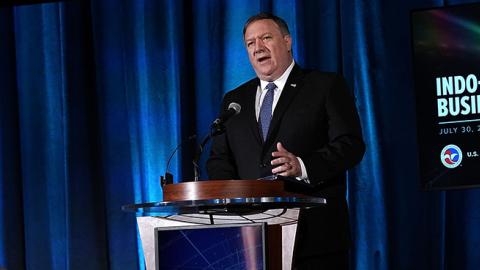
245;32;273;41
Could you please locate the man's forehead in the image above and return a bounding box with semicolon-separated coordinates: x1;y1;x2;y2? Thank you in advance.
244;19;282;38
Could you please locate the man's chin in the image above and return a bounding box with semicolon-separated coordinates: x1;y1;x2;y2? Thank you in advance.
257;74;275;81
255;68;275;81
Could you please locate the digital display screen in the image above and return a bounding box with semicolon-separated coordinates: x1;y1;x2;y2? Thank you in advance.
411;3;480;190
155;223;266;270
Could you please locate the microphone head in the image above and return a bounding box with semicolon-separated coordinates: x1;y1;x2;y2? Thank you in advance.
228;102;241;115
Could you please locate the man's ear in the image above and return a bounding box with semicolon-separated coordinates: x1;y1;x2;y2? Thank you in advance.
284;35;292;52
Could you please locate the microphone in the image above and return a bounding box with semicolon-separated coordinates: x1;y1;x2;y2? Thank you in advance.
193;102;241;181
211;102;241;127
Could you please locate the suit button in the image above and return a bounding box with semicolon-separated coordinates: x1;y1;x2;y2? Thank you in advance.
259;163;267;168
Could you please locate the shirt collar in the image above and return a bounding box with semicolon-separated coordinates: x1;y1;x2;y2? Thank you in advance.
259;60;295;91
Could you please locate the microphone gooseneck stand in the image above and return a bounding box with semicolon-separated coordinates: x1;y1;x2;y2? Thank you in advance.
192;124;225;182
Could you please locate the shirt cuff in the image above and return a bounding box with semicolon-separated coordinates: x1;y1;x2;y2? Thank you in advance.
295;157;310;183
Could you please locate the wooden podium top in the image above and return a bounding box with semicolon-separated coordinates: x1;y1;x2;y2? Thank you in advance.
163;179;307;201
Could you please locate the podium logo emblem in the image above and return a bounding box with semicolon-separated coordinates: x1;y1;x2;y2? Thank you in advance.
440;144;463;169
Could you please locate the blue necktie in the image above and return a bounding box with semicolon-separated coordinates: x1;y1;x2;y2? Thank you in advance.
259;82;276;141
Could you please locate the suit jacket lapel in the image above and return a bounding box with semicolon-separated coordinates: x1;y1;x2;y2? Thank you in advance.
243;79;263;145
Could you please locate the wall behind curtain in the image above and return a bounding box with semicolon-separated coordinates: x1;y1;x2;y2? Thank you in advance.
1;0;480;269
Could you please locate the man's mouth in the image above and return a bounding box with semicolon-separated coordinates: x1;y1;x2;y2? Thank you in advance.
257;56;271;63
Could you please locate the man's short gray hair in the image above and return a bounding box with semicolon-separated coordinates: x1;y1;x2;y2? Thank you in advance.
243;12;291;38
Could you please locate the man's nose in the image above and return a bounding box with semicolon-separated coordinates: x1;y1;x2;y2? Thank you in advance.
254;38;265;54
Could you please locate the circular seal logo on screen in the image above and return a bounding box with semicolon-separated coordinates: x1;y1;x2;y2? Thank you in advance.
440;144;463;169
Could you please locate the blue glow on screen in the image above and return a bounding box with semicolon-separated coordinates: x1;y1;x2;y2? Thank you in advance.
156;224;265;270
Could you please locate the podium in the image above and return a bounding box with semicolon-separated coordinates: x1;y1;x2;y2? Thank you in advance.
122;179;326;270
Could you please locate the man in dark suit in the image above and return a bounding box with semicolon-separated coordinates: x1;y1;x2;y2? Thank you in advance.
207;13;365;269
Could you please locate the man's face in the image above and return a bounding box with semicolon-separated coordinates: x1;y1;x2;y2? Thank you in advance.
244;19;292;81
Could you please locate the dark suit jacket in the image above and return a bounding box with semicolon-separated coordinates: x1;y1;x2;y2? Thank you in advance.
207;64;365;257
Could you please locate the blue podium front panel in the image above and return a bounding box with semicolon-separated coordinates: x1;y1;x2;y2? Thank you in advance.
155;223;266;270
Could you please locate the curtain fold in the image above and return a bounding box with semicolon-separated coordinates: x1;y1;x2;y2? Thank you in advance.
0;7;25;270
340;1;389;269
1;0;480;269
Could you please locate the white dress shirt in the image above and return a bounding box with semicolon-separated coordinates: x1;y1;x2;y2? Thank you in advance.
255;60;309;181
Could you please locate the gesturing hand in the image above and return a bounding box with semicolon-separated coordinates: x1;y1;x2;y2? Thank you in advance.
271;142;301;177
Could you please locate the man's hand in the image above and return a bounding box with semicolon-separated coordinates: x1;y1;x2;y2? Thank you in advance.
271;142;301;177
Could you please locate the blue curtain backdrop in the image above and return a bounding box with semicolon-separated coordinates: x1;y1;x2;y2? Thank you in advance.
1;0;480;269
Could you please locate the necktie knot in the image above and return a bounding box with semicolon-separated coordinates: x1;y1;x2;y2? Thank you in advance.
266;82;277;92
